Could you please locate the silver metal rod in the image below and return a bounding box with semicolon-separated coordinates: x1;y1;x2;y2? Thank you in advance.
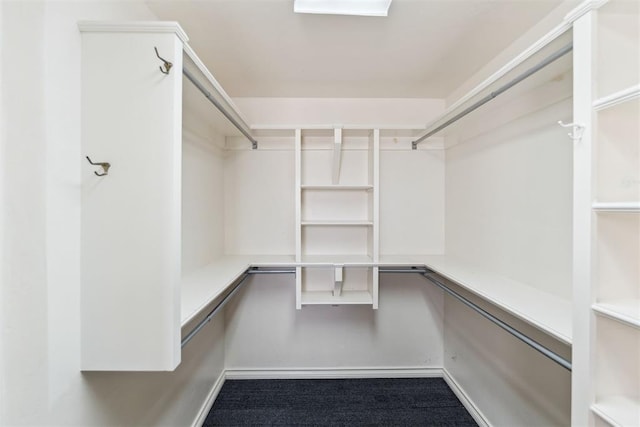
379;267;429;274
181;272;251;348
412;42;573;149
421;272;571;371
247;268;297;275
183;68;258;150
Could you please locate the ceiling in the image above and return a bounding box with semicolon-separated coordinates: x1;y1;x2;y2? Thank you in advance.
147;0;564;98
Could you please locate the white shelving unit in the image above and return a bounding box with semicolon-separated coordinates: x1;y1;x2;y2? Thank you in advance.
575;1;640;424
295;127;380;308
80;22;258;371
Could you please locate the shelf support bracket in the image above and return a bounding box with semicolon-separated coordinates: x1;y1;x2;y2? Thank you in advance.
333;265;343;297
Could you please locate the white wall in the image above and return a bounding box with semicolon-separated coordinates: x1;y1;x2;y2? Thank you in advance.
233;97;444;127
225;273;444;371
0;1;224;424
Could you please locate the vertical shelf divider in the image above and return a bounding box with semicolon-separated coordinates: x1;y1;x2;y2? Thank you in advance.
332;127;343;185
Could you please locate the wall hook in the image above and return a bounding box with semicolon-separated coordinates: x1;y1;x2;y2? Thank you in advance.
557;121;585;141
154;47;173;75
86;156;110;177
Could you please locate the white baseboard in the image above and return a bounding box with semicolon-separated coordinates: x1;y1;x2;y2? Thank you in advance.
443;368;491;427
191;371;226;427
224;366;442;380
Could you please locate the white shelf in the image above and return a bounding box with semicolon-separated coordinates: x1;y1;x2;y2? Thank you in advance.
301;184;373;191
181;255;296;326
593;300;640;329
301;290;373;305
593;202;640;213
385;255;573;344
300;255;373;266
301;220;373;226
593;84;640;111
591;396;640;427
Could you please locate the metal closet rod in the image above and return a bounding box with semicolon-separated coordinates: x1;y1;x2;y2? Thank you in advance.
182;68;258;150
379;267;571;371
412;42;573;149
181;267;296;348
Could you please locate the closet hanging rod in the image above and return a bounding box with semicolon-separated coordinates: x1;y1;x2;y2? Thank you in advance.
412;42;573;149
181;267;295;348
182;68;258;150
379;267;571;371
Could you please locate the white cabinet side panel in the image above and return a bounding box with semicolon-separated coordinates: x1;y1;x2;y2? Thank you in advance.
81;32;182;370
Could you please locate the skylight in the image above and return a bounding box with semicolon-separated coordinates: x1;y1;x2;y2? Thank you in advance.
294;0;392;17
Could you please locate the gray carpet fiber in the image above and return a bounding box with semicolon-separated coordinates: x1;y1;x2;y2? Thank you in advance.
204;377;478;426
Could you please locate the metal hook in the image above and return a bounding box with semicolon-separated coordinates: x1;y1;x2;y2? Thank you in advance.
86;156;111;177
557;121;585;141
154;47;173;75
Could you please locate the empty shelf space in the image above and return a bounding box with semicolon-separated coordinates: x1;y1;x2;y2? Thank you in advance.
591;396;640;427
593;202;640;213
420;255;573;344
301;220;373;226
593;300;640;329
301;290;373;305
593;84;640;111
301;184;373;191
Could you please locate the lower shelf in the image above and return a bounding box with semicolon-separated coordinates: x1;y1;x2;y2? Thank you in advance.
301;290;373;305
593;300;640;329
591;396;640;427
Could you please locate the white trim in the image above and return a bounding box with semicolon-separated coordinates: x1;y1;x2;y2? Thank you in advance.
442;369;492;427
191;371;226;427
564;0;609;23
224;367;442;380
593;85;640;111
77;21;189;43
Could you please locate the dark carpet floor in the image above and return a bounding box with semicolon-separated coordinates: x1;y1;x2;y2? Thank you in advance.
203;377;478;426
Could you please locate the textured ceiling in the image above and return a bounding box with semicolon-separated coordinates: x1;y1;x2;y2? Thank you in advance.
147;0;564;98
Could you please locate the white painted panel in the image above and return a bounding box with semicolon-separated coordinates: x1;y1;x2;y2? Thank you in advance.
444;294;571;427
379;149;445;255
597;0;640;98
302;149;370;186
225;273;444;369
81;30;182;370
182;133;225;275
224;149;295;255
445;99;573;300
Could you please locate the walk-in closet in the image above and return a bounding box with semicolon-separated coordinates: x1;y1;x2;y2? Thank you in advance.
1;0;638;426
